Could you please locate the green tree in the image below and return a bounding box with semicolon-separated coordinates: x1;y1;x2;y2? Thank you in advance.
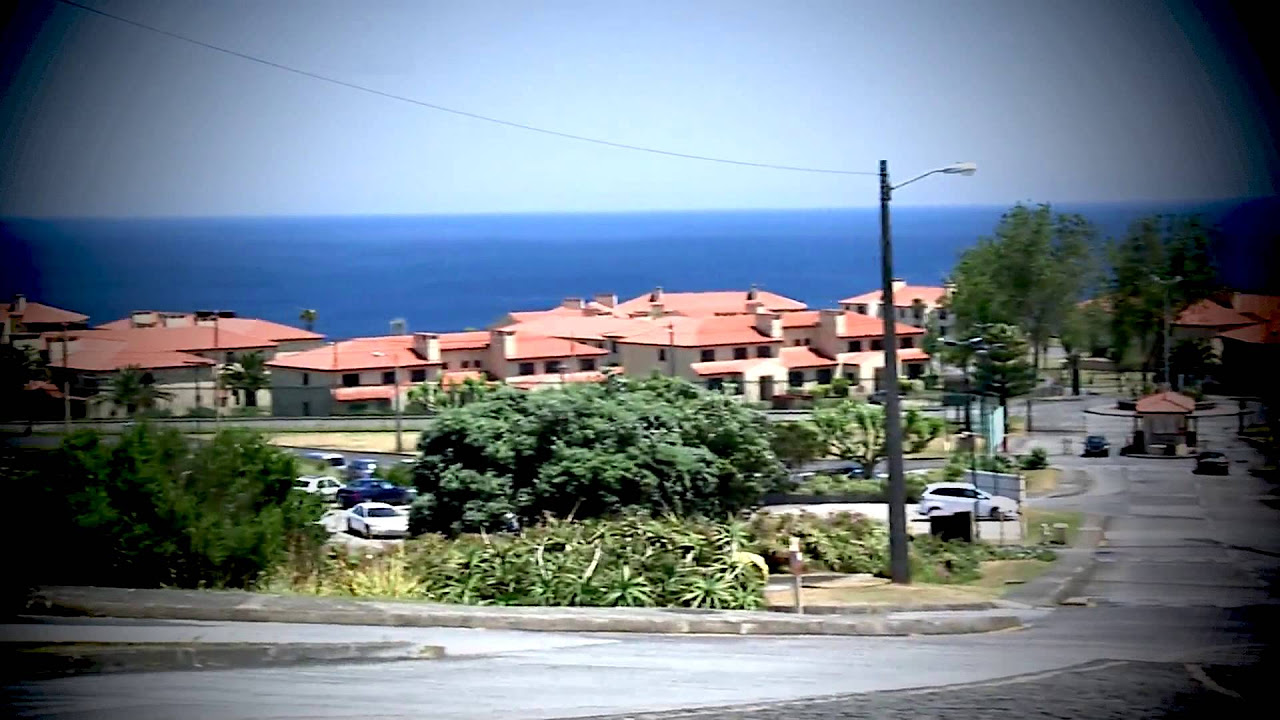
971;324;1036;451
20;425;325;589
948;204;1097;430
811;400;944;477
769;421;826;469
1170;338;1219;386
1058;306;1088;396
221;351;271;407
99;365;174;416
410;376;785;535
1107;214;1222;382
299;308;317;332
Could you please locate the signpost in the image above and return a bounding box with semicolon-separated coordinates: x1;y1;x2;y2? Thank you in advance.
788;536;804;615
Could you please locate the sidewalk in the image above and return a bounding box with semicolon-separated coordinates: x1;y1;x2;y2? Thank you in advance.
25;585;1023;637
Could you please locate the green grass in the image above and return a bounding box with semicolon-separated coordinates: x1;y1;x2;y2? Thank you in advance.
1024;509;1083;545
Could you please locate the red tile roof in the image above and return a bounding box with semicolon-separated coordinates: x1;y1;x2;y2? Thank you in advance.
331;385;397;402
504;334;609;360
1135;391;1196;414
0;300;89;326
898;348;930;362
97;314;321;343
506;303;621;323
506;370;615;389
497;315;654;342
779;346;836;369
49;335;217;372
689;358;775;376
85;326;277;353
615;289;807;317
841;285;948;307
781;311;820;328
1173;299;1257;328
268;335;436;372
438;331;490;351
1218;317;1280;345
1230;293;1280;322
621;315;778;347
838;312;924;338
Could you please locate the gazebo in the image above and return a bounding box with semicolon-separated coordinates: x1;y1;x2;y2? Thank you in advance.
1133;391;1198;455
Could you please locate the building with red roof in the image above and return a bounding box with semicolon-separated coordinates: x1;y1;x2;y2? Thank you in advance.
1;294;89;347
840;278;954;337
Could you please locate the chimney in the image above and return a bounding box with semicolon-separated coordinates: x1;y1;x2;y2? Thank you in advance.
746;284;759;301
160;313;191;328
561;297;586;311
891;278;907;294
390;318;407;335
495;328;517;359
755;311;782;339
131;311;158;328
649;286;664;302
648;302;665;319
12;294;26;313
593;293;617;308
413;332;441;363
819;309;846;337
746;300;764;315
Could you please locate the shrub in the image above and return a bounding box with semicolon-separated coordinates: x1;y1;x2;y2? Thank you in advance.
19;425;326;590
792;472;929;503
1019;447;1050;470
184;406;217;418
829;377;851;398
412;377;786;535
281;515;768;609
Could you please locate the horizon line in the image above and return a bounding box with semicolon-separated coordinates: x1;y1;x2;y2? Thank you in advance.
0;195;1268;223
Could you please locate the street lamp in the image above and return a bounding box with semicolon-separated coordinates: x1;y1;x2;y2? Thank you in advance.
372;350;403;453
1150;275;1182;389
880;160;977;585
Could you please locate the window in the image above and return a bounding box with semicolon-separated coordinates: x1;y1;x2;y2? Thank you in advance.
441;362;449;370
816;368;833;384
460;360;469;368
900;337;914;349
847;340;862;352
578;358;596;371
756;346;772;358
302;372;310;386
518;362;535;375
609;340;618;353
700;349;715;362
787;371;804;388
302;401;311;416
733;347;748;360
545;360;562;374
474;361;483;370
707;378;724;391
871;339;884;351
225;352;235;363
855;305;867;315
907;362;925;379
140;372;155;385
382;370;395;384
939;309;949;320
410;369;426;383
843;370;858;381
342;373;359;387
803;338;811;346
658;348;667;362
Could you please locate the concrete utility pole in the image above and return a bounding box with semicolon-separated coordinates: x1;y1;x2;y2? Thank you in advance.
61;322;70;432
877;160;977;585
1150;275;1181;388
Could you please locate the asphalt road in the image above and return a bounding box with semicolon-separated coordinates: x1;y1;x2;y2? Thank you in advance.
5;397;1277;719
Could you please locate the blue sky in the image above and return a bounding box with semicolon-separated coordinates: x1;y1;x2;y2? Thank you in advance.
1;0;1276;217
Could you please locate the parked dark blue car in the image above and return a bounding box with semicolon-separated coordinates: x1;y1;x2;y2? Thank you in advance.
336;479;416;508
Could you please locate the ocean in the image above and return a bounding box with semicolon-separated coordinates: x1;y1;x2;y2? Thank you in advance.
2;200;1275;339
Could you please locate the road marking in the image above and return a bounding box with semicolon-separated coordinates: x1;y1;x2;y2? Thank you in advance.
1185;663;1242;699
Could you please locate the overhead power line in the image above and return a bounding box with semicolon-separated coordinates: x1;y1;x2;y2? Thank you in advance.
54;0;876;177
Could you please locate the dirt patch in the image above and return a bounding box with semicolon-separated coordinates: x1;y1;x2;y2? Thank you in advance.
268;432;414;454
1024;468;1062;496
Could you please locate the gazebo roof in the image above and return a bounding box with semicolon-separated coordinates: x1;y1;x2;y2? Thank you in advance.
1135;391;1196;414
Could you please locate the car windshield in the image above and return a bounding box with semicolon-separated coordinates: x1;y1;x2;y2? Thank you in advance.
292;479;311;488
327;457;345;467
367;507;400;517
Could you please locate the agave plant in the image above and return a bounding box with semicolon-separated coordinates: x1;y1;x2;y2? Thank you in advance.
600;565;655;607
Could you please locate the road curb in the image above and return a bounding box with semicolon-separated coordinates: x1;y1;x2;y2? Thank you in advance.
1049;513;1112;606
0;640;441;679
28;587;1022;637
765;601;1000;615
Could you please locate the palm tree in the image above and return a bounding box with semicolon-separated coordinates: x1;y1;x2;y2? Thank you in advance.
99;365;173;416
299;309;317;332
220;351;271;407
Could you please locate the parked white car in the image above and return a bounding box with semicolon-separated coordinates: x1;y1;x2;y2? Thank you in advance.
345;502;409;538
293;475;343;500
917;483;1019;520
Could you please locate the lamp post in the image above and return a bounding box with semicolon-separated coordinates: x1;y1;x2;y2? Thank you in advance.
879;160;977;584
1150;275;1182;389
372;351;403;453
